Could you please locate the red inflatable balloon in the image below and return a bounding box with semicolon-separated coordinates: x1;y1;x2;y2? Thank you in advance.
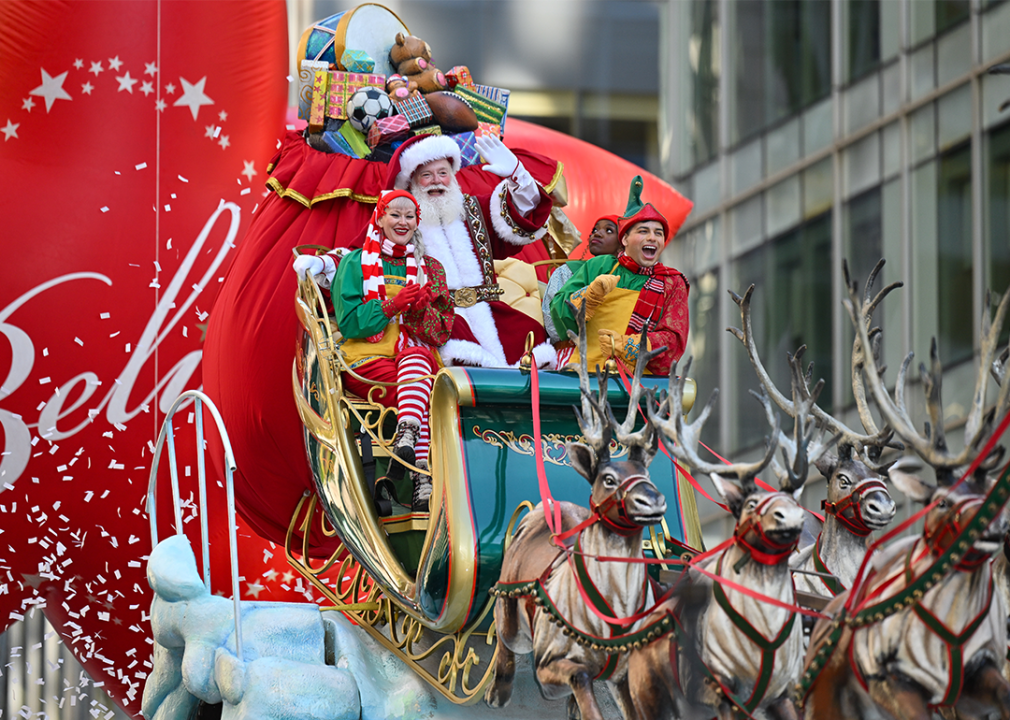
0;1;310;714
203;117;689;556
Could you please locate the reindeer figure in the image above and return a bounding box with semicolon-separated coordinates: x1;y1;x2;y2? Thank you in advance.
801;265;1010;720
486;306;667;720
729;275;898;598
628;356;833;720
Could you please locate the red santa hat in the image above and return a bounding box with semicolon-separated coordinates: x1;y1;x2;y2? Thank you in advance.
616;175;693;242
385;134;462;190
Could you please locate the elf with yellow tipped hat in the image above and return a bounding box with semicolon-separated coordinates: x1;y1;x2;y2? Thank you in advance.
550;176;692;375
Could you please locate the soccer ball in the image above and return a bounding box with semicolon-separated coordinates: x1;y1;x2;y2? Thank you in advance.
346;88;394;132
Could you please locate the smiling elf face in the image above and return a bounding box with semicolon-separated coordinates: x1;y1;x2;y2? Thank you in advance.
621;220;666;267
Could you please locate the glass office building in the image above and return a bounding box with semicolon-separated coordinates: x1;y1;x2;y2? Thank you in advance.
662;0;1010;544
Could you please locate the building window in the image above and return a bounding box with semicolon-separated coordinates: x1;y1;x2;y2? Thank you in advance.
848;0;881;81
689;0;720;166
686;270;721;450
732;0;831;144
731;213;833;451
936;143;974;365
987;121;1010;344
936;0;971;35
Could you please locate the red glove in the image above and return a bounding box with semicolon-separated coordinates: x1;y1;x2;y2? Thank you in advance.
390;283;421;312
413;283;434;310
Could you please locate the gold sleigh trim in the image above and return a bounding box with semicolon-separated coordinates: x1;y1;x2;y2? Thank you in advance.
473;426;629;466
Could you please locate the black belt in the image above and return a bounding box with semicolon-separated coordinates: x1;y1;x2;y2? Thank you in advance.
452;284;504;308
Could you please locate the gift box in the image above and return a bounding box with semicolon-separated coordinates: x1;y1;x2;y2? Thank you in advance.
445;65;474;89
452;86;506;129
321;129;356;157
338;121;371;158
472;84;510;134
391;94;434;129
308;70;331;132
474;121;501;139
449;131;481;168
298;60;330;120
326;71;385;120
367;115;411;148
341;48;375;73
413;125;442;136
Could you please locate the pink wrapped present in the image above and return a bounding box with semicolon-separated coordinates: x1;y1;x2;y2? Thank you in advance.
367;115;411;148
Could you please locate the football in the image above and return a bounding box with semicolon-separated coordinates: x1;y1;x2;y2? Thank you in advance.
346;87;395;132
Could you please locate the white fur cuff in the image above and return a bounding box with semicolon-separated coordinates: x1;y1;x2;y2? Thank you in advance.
489;178;548;246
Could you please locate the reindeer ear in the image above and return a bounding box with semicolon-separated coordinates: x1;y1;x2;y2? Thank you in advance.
567;442;597;483
710;473;746;517
814;452;838;480
630;429;659;468
888;457;934;504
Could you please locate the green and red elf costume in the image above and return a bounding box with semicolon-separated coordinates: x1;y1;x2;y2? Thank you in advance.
332;189;454;511
550;177;693;376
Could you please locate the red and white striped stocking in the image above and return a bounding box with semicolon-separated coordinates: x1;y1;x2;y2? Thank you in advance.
395;349;436;465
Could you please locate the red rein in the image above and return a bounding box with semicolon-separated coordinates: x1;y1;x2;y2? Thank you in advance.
822;478;888;537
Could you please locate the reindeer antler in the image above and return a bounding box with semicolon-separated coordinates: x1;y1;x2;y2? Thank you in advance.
605;329;665;451
730;272;899;468
647;357;780;488
843;267;1010;480
566;303;612;459
751;352;839;494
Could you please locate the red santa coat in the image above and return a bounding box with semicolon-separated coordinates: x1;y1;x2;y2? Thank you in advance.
420;180;553;368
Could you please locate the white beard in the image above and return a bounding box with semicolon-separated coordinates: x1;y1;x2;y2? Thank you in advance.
410;177;466;228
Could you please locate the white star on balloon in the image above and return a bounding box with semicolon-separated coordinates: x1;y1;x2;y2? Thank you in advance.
245;581;265;599
241;160;258;181
218;110;228;122
140;81;154;96
73;58;84;69
218;134;230;149
21;97;35;112
144;62;158;76
165;82;176;94
155;99;167;112
2;120;19;141
204;124;216;138
108;55;123;71
173;76;214;120
89;61;103;76
29;68;73;112
116;71;138;93
81;82;94;95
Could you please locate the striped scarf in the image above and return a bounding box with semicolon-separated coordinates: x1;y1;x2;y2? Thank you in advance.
617;253;677;334
361;191;424;344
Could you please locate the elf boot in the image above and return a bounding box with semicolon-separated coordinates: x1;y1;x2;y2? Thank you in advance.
412;460;432;512
386;421;418;482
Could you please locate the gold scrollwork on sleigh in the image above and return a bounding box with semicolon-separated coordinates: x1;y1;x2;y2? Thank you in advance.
472;426;629;466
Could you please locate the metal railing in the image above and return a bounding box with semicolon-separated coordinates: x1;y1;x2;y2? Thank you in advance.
145;391;244;660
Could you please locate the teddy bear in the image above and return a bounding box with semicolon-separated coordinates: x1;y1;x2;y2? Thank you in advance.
388;32;447;94
385;73;419;101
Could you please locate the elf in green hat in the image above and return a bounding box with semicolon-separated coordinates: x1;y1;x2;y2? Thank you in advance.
550;176;692;375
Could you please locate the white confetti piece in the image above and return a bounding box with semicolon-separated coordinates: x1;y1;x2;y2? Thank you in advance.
135;162;147;170
240;188;251;195
164;204;171;212
171;193;177;199
125;343;131;353
83;491;93;503
38;377;51;385
100;312;110;319
182;326;187;337
100;207;109;213
166;238;172;249
42;347;48;357
74;337;83;346
178;175;188;182
114;171;121;175
109;331;120;338
252;203;259;214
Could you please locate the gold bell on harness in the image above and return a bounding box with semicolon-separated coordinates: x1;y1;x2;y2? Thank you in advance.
519;331;536;371
604;334;619;375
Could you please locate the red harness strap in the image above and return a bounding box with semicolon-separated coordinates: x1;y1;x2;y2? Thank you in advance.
733;494;800;566
822;478;888;537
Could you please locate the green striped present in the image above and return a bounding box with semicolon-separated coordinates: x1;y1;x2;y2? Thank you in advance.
452;87;506;129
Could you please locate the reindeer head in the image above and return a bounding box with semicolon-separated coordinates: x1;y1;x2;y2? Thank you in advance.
566;304;667;534
890;457;1009;568
815;445;896;536
844;261;1010;567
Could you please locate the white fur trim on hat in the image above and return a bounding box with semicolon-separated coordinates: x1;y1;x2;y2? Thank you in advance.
395;136;462;190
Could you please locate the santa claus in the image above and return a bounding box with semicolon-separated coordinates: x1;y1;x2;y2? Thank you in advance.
296;133;554;368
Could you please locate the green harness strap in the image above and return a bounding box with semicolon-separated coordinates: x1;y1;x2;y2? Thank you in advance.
903;546;995;706
711;554;797;713
812;535;845;597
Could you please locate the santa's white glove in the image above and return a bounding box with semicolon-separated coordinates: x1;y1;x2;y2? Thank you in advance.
476;135;519;178
293;255;324;280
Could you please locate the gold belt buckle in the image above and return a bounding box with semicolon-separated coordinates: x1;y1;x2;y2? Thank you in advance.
454;287;478;308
